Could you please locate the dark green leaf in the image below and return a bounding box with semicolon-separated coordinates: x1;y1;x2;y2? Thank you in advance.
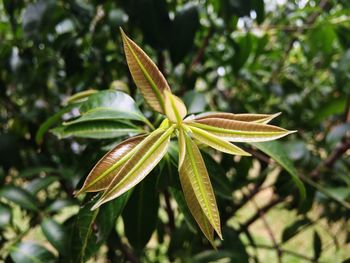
0;186;38;211
313;231;322;260
41;219;68;254
251;141;306;200
183;91;207;114
0;203;12;228
281;218;311;243
122;169;160;252
169;3;200;65
24;176;57;194
10;242;56;263
36;104;77;144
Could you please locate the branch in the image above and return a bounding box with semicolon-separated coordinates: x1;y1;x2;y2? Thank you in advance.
239;196;284;231
251;199;282;263
186;27;214;76
310;137;350;179
163;189;175;232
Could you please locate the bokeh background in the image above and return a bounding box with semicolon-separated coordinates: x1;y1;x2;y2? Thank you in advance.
1;0;350;262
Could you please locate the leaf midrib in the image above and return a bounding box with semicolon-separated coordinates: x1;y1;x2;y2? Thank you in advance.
184;135;216;232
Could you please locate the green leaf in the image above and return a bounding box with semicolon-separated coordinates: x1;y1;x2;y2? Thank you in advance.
77;134;146;194
251;141;306;200
10;242;56;263
183;90;207;114
35;103;77;144
313;231;322;261
169;187;197;232
68;192;130;263
65;90;146;125
0;203;12;228
92;126;174;209
187;125;250;156
180;133;222;240
24;176;57;194
169;3;199;65
41;219;68;254
281;218;311;243
52;120;143;139
66;89;97;104
122;169;160;251
45;199;77;213
0;186;38;211
120;28;171;114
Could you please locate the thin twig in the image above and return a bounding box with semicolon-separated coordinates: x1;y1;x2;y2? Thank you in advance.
251;199;282;263
163;189;175;232
252;244;318;262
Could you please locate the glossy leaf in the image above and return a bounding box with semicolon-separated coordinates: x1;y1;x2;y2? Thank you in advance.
122;170;160;251
0;203;12;228
41;219;67;254
77;134;146;194
180;133;222;239
66;89;97;104
24;176;57;194
187;125;250;156
10;242;56;263
252;141;306;200
92;126;174;209
189;118;294;142
194;112;281;124
120;28;171;113
52;121;143;139
65;90;146;125
35;103;78;144
164;90;187;123
0;186;38;211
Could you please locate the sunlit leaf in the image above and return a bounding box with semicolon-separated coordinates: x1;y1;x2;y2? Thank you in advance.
76;135;146;194
10;242;56;263
180;133;222;239
92;126;174;210
251;141;306;200
178;127;186;169
120;28;171;113
179;162;215;246
66;89;97;104
194;112;281;124
188;118;295;142
164;90;187;123
187;125;250;156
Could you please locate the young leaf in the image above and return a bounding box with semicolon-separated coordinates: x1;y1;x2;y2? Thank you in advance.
92;126;175;210
164;90;187;123
194;112;281;124
120;28;171;114
187;125;250;156
178;127;186;169
179;163;215;246
180;134;222;239
189;118;295;142
76;135;146;194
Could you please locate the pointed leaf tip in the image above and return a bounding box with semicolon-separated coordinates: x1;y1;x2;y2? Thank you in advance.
93;127;174;208
120;29;171;114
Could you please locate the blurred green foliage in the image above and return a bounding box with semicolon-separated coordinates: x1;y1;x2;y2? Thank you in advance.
0;0;350;262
